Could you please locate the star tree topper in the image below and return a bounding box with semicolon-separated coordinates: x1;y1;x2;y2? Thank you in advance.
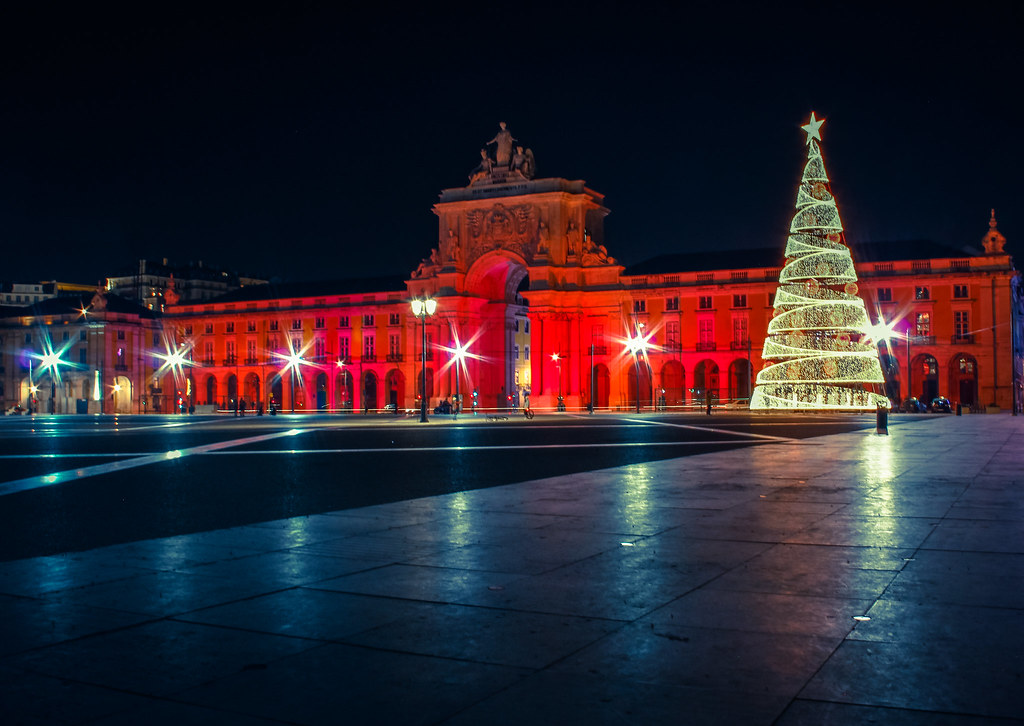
801;112;825;144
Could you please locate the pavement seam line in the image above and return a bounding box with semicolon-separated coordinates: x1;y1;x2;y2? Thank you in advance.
0;428;310;498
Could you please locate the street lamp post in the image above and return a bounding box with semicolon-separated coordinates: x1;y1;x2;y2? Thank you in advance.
906;326;912;404
626;327;650;414
551;353;564;411
588;340;595;414
411;296;437;423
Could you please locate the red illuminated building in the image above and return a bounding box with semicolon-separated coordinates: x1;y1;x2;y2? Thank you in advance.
4;137;1022;416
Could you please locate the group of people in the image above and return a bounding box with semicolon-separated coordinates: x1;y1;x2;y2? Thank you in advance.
234;398;267;417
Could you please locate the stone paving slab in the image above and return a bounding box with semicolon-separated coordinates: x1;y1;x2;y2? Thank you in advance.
1;415;1022;724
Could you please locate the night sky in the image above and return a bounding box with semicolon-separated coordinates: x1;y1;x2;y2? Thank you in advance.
2;4;1020;286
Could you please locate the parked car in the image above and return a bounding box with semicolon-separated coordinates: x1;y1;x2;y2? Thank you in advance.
900;397;927;413
5;404;26;416
929;396;953;413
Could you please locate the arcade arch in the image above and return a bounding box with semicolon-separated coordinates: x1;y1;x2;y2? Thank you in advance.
949;353;978;407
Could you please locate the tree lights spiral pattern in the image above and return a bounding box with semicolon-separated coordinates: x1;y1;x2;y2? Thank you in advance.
751;114;888;411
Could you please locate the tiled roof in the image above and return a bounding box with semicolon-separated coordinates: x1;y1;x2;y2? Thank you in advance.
197;276;410;304
623;240;979;276
0;293;158;320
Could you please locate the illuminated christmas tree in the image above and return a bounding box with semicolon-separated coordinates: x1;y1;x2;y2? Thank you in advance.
751;113;888;411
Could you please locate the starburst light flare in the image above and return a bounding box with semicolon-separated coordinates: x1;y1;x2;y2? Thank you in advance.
751;113;888;411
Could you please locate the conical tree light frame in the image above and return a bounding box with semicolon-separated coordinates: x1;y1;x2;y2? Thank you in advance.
750;113;888;411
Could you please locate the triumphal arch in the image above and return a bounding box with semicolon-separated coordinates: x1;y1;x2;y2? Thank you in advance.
406;123;625;409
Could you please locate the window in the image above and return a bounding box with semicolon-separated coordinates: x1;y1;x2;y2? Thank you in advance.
339;315;350;328
203;342;214;364
665;321;680;350
24;333;31;344
225;322;234;333
388;313;400;326
666;296;679;311
953;284;969;299
698;319;714;348
225;340;236;363
291;319;302;330
389;334;400;358
514;344;520;360
363;314;375;327
633;299;646;313
314;337;326;361
954;311;970;338
205;323;213;335
60;330;69;341
291;336;302;354
117;329;125;340
767;292;775;307
732;294;747;308
915;286;930;300
525;320;530;334
698;296;713;310
247;320;257;332
183;325;193;336
733;317;749;346
916;312;931;336
269;320;279;331
514;319;520;332
268;335;279;352
877;288;892;302
246;339;257;363
363;334;375;359
338;336;350;360
80;330;86;341
79;349;87;364
524;345;530;361
315;317;325;329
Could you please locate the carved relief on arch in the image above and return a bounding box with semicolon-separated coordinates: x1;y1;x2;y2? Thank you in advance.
464;203;539;266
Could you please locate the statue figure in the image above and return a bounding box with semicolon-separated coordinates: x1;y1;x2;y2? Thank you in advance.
429;247;440;265
566;219;582;256
486;121;516;166
468;149;493;185
441;229;459;262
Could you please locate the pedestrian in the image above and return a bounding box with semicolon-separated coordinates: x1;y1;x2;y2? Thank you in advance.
706;397;712;415
257;401;264;416
239;398;246;417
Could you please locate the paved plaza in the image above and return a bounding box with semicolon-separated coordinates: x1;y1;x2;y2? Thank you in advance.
1;413;1022;724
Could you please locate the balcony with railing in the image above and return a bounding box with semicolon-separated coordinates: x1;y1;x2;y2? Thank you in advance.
910;335;935;345
730;340;751;351
415;351;434;361
696;341;717;352
386;353;403;362
951;334;976;344
244;357;259;365
223;356;237;365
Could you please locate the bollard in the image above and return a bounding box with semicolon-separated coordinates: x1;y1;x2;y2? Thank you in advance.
876;404;888;435
956;402;962;416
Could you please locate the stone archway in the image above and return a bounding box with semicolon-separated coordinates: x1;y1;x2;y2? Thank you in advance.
913;354;939;403
463;250;529;410
363;371;378;411
205;375;218;407
661;360;684;408
949;353;978;407
694;359;720;403
111;376;132;413
226;374;238;411
589;363;610;409
626;360;652;410
728;359;752;401
385;369;405;409
243;373;260;408
315;372;328;410
335;369;353;410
